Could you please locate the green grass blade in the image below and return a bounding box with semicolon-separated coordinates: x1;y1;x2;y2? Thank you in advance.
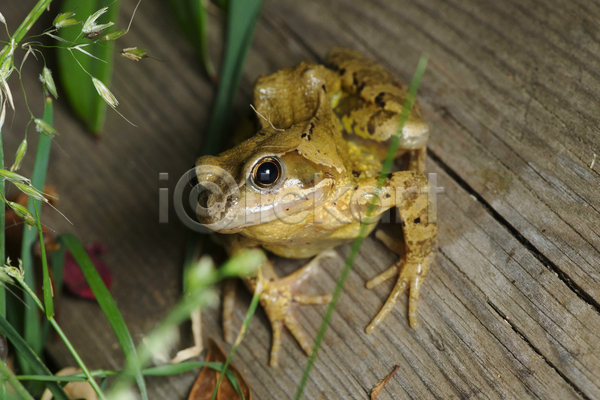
33;203;52;319
0;125;5;318
294;55;429;400
182;4;264;396
0;0;52;53
0;359;35;400
201;0;263;156
17;98;54;374
56;234;148;400
142;361;220;376
57;0;119;134
182;0;263;376
210;283;261;400
17;361;240;386
168;0;215;80
0;315;70;400
109;251;263;397
50;242;65;297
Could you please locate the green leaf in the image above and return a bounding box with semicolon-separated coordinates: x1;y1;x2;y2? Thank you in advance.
201;0;263;156
56;234;148;400
56;0;119;134
0;315;70;400
168;0;215;80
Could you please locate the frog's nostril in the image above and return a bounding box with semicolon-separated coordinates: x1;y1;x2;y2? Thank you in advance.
189;166;199;187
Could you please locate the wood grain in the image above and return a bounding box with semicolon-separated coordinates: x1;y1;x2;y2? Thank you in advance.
3;0;600;399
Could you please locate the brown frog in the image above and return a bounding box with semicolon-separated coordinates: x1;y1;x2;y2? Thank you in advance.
195;48;437;367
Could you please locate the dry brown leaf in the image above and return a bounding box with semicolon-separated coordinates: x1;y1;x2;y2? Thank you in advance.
40;367;97;400
188;338;251;400
370;365;400;399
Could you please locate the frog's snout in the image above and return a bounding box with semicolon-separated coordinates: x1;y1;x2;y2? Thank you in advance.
195;180;230;223
193;163;240;229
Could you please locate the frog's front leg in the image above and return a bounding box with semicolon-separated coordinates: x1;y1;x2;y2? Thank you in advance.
217;234;334;367
365;171;438;332
244;250;335;367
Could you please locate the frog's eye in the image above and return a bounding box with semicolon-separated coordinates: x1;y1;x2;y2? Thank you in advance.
251;157;282;189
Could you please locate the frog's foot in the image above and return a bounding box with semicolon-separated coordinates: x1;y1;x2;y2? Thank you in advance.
365;230;431;333
260;249;336;367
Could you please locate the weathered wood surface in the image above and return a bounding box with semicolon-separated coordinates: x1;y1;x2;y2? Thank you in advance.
3;0;600;399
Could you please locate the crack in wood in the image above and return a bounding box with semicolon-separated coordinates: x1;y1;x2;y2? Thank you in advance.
427;149;600;317
436;250;540;399
486;301;591;400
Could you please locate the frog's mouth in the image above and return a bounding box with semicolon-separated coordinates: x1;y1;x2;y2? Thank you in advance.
196;177;333;233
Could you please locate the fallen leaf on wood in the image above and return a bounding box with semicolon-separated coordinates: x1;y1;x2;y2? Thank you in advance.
63;242;112;300
188;338;251;400
40;367;97;400
371;365;400;399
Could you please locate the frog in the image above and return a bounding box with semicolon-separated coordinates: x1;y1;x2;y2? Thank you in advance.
194;48;438;367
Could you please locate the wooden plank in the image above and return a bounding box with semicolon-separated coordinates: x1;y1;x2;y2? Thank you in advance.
2;0;599;399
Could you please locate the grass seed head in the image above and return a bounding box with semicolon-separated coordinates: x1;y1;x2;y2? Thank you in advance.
13;181;47;203
92;77;119;108
0;169;30;182
7;201;36;226
82;6;114;35
40;66;58;98
10;137;27;171
122;47;148;61
34;118;59;137
53;12;81;29
98;29;126;42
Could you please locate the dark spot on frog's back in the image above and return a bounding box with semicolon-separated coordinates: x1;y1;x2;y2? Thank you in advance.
321;84;327;93
375;92;386;108
367;118;376;135
301;133;307;138
352;170;360;177
414;217;421;224
339;68;346;75
309;122;315;135
368;110;395;135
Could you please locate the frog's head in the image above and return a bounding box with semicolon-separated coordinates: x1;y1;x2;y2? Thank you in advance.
195;88;348;233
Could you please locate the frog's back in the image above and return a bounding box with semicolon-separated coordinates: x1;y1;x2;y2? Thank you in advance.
244;49;430;177
326;48;429;164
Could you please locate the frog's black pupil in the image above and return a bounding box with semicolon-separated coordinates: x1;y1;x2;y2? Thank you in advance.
256;161;279;185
